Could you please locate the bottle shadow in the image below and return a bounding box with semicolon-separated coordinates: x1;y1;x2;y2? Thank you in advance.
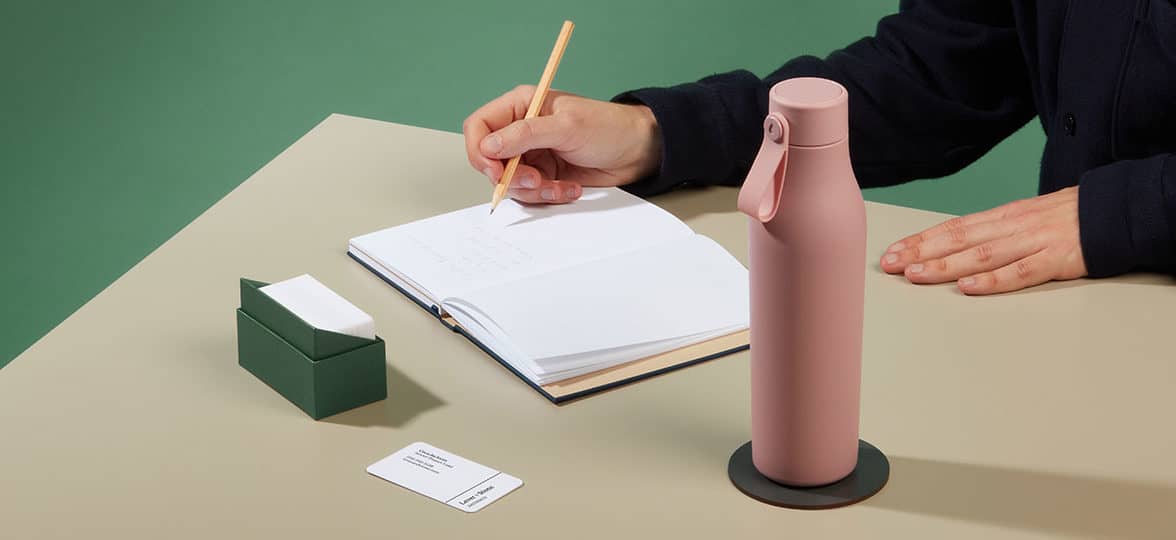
868;456;1176;539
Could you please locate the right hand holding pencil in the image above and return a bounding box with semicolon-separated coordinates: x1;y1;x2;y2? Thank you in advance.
463;86;662;204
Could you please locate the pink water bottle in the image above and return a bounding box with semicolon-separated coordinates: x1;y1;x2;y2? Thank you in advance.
727;78;888;509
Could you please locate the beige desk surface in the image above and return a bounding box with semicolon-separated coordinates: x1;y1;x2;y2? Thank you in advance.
3;114;1174;539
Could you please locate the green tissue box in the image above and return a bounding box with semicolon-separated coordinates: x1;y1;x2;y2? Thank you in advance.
236;278;387;419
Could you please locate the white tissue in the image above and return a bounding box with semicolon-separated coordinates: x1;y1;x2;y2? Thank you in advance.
260;274;375;340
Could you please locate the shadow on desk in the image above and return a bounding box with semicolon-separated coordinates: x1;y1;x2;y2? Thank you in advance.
654;186;739;222
323;363;444;428
870;456;1176;539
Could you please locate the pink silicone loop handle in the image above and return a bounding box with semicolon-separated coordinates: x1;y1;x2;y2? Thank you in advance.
737;113;790;222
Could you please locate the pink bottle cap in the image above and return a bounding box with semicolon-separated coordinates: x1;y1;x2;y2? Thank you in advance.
769;78;848;147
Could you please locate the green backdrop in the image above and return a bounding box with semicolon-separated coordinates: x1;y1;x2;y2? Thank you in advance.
0;0;1044;368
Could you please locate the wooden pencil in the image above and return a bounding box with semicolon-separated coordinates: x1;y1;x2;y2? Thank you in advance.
489;20;575;214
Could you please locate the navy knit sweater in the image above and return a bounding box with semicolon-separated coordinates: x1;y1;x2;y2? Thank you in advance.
617;0;1176;278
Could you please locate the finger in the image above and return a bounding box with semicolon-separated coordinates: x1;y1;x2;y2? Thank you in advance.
524;148;561;181
523;148;620;187
481;115;571;160
885;198;1035;254
880;216;1024;273
463;86;535;174
903;232;1041;284
507;163;545;190
508;180;582;205
956;250;1053;295
468;123;500;183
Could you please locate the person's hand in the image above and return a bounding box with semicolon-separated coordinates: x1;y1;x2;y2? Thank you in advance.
879;186;1088;295
462;86;661;204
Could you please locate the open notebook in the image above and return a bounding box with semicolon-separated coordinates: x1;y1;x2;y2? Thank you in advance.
348;187;749;402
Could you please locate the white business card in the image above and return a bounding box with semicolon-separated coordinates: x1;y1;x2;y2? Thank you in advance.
367;442;523;513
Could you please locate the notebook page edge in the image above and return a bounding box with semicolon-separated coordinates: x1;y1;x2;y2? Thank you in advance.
441;297;546;384
347;242;442;312
456;232;749;361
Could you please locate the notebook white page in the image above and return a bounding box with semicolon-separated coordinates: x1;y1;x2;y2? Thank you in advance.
348;188;693;307
441;234;749;384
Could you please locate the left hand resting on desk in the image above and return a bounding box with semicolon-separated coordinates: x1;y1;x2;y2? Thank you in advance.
879;186;1088;295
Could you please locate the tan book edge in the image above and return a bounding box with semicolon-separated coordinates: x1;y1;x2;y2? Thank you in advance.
440;314;749;402
539;329;749;401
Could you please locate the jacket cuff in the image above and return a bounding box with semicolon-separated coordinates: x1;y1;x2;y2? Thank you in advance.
612;84;731;197
1078;154;1174;277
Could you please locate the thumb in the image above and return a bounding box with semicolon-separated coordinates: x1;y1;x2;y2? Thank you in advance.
480;116;569;159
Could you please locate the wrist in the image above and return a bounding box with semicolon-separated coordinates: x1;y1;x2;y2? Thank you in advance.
627;104;662;181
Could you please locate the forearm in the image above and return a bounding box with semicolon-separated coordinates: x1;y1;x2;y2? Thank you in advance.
614;0;1033;196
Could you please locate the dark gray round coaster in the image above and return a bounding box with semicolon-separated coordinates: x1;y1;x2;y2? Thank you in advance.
728;440;889;509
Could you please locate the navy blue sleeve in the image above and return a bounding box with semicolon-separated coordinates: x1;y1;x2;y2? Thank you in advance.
1078;154;1176;277
614;0;1036;197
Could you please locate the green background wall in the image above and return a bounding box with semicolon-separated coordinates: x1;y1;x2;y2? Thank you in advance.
0;0;1043;368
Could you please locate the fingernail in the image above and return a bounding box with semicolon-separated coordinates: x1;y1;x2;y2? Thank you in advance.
519;175;537;188
567;185;580;199
541;188;556;201
483;167;495;181
887;242;904;253
908;263;924;274
484;134;502;154
959;277;976;287
883;253;898;265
